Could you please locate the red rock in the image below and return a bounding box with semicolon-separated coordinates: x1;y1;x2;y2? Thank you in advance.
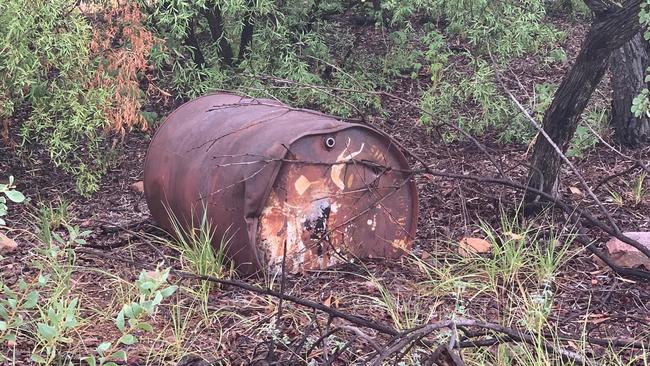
0;233;17;254
131;181;145;194
604;232;650;270
458;237;492;257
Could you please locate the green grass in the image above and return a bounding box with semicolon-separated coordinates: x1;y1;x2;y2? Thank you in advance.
159;207;234;317
2;199;648;365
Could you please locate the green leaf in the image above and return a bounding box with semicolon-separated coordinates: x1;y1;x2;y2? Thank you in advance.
37;323;57;341
31;354;47;363
4;190;25;203
38;274;50;285
115;309;125;332
119;334;136;345
109;350;127;361
151;291;163;307
0;320;6;331
96;341;111;354
81;356;96;366
135;321;153;332
23;291;39;309
160;285;177;298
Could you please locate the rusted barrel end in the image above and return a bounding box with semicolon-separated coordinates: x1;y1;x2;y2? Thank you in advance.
144;93;418;275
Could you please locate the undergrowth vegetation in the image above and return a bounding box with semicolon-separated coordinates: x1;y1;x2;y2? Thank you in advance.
1;0;615;195
0;0;154;195
4;201;648;365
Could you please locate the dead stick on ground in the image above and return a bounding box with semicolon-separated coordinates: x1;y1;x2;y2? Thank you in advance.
76;247;650;354
371;319;598;366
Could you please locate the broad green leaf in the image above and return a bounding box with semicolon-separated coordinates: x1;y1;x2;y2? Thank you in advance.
109;350;127;361
37;323;57;341
115;309;125;332
81;356;96;366
119;334;136;345
96;341;111;354
38;274;50;285
23;291;39;309
4;190;25;203
0;320;6;331
151;291;163;307
31;354;47;363
135;322;153;332
3;333;17;342
160;285;178;298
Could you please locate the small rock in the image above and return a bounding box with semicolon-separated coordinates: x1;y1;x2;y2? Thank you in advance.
131;181;145;194
602;232;650;270
0;233;18;254
568;186;583;196
458;237;492;257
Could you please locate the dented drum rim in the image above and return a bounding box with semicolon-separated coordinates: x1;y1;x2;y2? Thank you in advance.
143;93;419;274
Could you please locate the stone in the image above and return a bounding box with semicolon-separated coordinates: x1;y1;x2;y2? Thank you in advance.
458;237;492;257
603;232;650;270
0;233;18;254
130;181;145;194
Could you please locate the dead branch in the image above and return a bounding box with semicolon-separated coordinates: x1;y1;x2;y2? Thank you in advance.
77;247;650;364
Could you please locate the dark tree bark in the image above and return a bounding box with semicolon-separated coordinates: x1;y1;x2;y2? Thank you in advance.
184;20;206;68
525;0;642;203
237;1;255;64
611;31;650;146
203;5;234;67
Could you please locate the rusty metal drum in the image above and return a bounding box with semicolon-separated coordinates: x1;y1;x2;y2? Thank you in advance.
144;93;418;275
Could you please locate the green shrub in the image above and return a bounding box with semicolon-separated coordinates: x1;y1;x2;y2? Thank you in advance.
0;0;111;195
420;58;527;142
384;0;559;58
139;0;382;117
1;1;154;196
0;176;25;226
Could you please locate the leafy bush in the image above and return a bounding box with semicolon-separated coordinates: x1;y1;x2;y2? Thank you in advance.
634;0;650;119
420;58;526;142
139;0;382;118
384;0;559;58
0;1;154;195
140;0;561;144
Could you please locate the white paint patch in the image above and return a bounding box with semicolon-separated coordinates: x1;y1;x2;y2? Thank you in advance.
294;175;312;196
330;138;365;190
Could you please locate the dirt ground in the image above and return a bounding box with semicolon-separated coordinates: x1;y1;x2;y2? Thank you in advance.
1;14;650;366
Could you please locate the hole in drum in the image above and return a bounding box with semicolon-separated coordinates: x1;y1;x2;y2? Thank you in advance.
324;136;336;149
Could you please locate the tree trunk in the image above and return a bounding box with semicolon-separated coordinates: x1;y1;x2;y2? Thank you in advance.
237;1;255;64
184;21;206;67
611;31;650;146
525;0;642;203
203;5;234;67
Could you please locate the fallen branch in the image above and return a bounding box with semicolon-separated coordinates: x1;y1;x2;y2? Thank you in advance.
77;246;650;357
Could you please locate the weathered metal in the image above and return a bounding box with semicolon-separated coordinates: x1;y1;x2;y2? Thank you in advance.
144;93;418;275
